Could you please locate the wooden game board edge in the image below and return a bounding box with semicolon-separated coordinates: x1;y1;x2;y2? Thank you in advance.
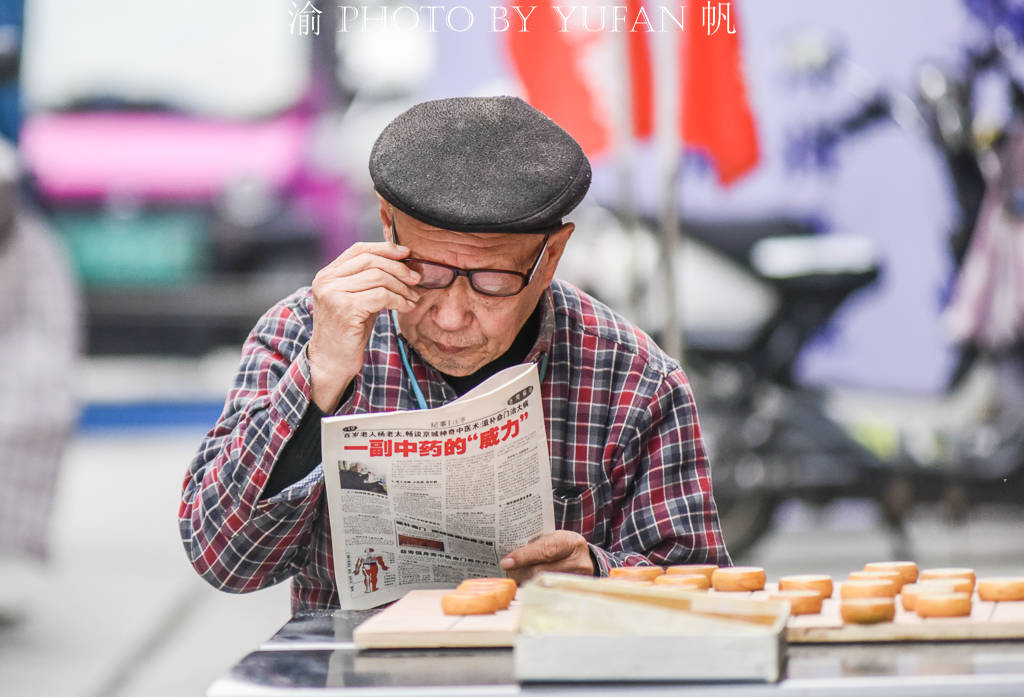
353;627;518;649
787;621;1024;643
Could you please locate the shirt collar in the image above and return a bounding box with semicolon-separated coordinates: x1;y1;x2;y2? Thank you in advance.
525;286;555;368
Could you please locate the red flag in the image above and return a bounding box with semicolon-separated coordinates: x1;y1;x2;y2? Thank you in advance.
504;0;611;155
505;0;759;186
626;0;655;140
681;2;760;185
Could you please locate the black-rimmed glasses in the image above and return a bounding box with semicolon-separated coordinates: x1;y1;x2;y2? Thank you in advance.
390;219;550;298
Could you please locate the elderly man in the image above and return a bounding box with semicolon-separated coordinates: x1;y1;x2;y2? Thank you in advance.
179;96;730;611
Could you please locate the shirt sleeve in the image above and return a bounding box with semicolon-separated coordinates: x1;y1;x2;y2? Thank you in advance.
261;400;325;500
592;368;733;575
178;294;344;593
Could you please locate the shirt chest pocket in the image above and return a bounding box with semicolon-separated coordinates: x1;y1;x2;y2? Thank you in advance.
552;485;607;544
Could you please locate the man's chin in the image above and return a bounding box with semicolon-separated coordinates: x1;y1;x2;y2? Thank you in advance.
423;355;484;377
417;344;490;377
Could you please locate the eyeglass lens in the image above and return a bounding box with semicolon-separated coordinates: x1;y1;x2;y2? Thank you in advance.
391;219;543;297
404;259;525;296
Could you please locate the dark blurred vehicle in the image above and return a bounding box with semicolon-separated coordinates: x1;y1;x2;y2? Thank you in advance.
560;202;890;554
676;219;889;554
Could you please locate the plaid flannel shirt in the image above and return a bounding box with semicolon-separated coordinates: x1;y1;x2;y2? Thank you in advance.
179;279;731;611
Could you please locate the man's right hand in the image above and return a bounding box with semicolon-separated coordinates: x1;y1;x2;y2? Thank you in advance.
307;242;421;412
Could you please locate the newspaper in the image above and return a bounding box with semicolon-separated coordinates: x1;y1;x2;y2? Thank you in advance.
321;362;555;609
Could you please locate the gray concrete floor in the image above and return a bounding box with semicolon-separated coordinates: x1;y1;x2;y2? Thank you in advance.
2;425;1022;697
0;428;291;697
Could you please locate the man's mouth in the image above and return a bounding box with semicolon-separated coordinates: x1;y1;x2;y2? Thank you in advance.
433;341;470;354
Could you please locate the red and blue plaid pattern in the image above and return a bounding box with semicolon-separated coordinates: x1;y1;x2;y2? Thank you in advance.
179;279;730;611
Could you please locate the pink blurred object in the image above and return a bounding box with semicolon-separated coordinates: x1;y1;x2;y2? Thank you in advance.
20;112;310;202
946;125;1024;350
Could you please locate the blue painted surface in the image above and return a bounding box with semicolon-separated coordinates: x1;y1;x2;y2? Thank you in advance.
79;401;223;432
0;0;21;142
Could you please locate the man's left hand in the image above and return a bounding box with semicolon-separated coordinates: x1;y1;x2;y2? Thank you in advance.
499;530;594;585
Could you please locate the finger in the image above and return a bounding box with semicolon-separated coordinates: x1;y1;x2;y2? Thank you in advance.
323;241;413;271
315;284;422;321
338;285;421;315
500;532;576;570
328;268;422;305
341;253;423;287
314;258;422;302
505;555;591;585
319;250;422;288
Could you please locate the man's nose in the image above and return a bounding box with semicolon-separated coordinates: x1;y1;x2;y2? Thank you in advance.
430;277;475;330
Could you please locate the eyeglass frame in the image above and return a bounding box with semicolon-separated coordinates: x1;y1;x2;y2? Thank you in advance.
389;218;552;298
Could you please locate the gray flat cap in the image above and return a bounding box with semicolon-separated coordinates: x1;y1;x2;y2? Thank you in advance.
370;96;591;233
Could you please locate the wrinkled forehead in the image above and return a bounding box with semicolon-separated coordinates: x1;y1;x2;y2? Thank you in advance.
398;217;542;260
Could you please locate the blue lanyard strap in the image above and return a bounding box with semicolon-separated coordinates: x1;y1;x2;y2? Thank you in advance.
391;310;429;410
390;309;548;411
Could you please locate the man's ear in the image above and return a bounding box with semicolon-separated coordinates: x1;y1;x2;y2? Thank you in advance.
536;222;574;286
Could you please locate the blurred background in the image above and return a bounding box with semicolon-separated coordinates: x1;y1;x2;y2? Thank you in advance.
1;0;1023;695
